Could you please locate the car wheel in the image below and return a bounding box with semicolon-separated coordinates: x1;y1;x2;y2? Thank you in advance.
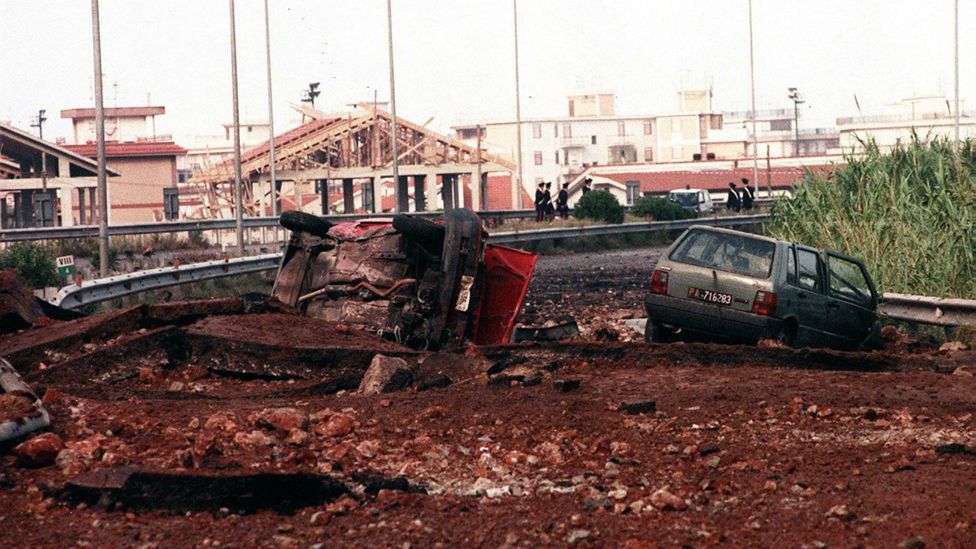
644;320;672;343
280;211;333;237
776;322;797;348
393;214;446;255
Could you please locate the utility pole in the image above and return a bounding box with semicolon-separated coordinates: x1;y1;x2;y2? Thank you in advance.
513;0;524;210
263;0;278;217
30;109;47;190
476;124;483;208
747;0;759;199
953;0;960;145
788;87;805;156
91;0;109;277
386;0;401;213
228;0;244;255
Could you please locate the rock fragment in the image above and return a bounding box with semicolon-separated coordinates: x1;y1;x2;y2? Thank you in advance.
14;432;63;467
359;354;414;394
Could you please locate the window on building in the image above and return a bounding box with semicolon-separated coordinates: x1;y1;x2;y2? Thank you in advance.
562;123;572;138
532;123;542;139
643;120;653;135
626;181;640;205
671;118;682;135
533;151;543;165
163;188;179;220
770;119;792;132
554;151;559;164
672;146;683;159
554;124;558;137
617;121;626;136
591;135;597;145
644;147;654;162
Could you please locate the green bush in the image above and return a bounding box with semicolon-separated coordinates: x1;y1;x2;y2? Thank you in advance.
0;242;59;288
573;190;624;224
768;135;976;299
630;196;697;221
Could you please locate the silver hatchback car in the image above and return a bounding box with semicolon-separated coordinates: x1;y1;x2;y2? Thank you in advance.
644;226;880;350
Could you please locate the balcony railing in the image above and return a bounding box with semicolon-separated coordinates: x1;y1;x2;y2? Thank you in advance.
837;111;975;126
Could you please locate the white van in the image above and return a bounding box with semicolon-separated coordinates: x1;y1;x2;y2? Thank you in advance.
666;188;714;214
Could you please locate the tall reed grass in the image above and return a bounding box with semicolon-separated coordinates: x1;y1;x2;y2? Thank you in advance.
768;135;975;299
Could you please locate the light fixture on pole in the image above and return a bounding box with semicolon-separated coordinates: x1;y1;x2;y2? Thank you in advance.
301;82;321;109
787;87;805;156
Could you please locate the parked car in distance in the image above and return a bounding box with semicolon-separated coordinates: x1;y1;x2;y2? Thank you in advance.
644;226;880;350
666;188;714;214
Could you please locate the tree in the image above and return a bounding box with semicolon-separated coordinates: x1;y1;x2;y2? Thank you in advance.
0;242;59;289
573;190;624;224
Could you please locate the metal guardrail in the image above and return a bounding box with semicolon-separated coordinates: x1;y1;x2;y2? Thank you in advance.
0;209;541;243
51;214;769;309
53;253;282;309
878;293;976;327
488;214;769;245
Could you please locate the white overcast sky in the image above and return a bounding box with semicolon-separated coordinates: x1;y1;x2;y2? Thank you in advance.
0;0;971;141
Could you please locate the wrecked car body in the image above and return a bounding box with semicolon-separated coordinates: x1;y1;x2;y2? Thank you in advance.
272;209;537;349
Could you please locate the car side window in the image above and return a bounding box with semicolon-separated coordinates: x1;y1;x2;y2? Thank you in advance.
787;247;798;285
795;249;822;292
827;254;872;306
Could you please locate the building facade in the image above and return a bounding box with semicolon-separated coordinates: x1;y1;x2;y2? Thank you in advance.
836;95;975;151
61;106;186;223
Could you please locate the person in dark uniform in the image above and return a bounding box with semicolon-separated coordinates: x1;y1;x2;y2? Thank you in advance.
740;178;754;210
581;177;592;195
535;181;545;222
726;182;741;212
556;183;570;220
542;182;554;221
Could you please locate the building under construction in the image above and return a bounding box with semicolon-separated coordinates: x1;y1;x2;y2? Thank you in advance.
183;105;517;219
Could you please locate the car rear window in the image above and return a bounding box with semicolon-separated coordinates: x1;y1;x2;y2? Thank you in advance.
669;229;775;278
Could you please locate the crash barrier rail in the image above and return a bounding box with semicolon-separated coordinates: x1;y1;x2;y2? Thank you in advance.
53;253;282;309
1;201;775;244
51;214;769;309
878;293;976;327
1;209;549;243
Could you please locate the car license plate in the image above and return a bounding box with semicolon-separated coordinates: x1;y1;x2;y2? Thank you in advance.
687;287;732;306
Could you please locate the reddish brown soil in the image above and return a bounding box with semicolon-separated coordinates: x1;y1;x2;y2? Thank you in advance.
0;392;39;423
0;252;974;548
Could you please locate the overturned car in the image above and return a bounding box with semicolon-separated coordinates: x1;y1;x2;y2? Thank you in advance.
272;209;537;349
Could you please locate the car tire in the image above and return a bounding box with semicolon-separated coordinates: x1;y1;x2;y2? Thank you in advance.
644;320;672;343
776;322;797;348
280;211;333;237
393;214;446;255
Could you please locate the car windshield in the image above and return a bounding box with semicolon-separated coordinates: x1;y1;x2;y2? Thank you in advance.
669;229;776;278
668;192;699;207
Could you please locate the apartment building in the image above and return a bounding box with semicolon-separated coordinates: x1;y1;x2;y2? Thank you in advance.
723;109;839;157
454;90;733;188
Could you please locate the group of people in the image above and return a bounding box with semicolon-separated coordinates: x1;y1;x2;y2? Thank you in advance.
535;181;571;221
726;177;756;212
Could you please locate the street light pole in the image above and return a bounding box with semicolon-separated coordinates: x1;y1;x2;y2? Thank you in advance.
747;0;758;198
954;0;960;144
513;0;524;210
228;0;244;255
91;0;109;277
263;0;278;217
788;87;805;156
386;0;401;213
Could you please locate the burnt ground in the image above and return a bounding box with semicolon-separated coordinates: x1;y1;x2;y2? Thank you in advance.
0;247;974;548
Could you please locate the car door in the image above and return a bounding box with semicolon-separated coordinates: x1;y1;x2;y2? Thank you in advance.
823;251;878;349
785;246;831;346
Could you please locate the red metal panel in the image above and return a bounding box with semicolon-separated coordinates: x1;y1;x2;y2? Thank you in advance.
470;245;537;345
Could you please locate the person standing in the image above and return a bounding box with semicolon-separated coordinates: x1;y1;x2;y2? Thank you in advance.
581;177;592;195
726;182;741;212
556;183;570;220
535;181;545;222
542;182;554;221
740;178;754;210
